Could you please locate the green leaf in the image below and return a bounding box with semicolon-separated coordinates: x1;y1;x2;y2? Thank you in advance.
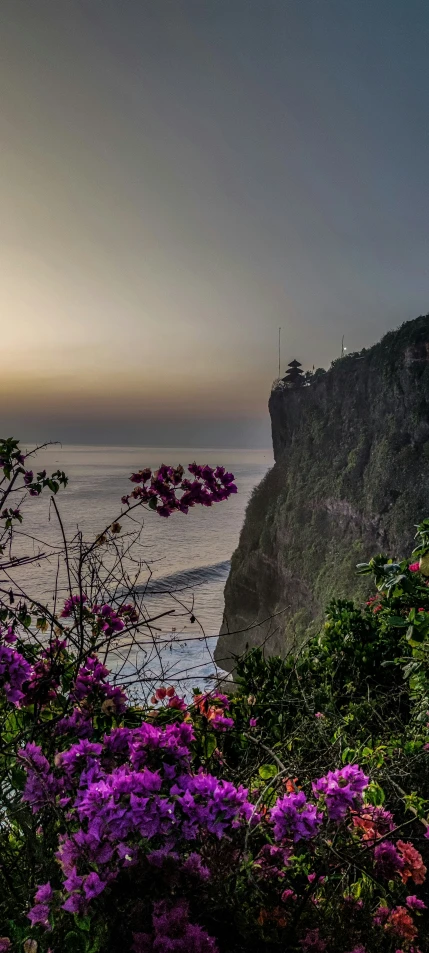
402;660;420;678
65;932;86;952
204;733;217;758
365;781;385;806
258;764;277;780
11;766;26;791
75;915;91;932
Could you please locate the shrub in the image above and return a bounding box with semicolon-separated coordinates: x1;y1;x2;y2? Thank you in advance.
0;438;428;952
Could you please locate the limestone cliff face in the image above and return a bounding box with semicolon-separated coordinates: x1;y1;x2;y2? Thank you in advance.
215;315;429;674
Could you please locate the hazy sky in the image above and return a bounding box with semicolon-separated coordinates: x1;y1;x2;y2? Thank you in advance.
1;0;429;447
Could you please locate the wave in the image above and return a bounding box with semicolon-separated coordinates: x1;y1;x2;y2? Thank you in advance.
138;560;230;595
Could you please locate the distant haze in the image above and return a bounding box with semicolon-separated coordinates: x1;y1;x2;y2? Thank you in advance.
1;0;429;447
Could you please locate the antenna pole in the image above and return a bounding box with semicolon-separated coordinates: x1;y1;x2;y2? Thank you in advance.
278;327;281;377
341;334;344;358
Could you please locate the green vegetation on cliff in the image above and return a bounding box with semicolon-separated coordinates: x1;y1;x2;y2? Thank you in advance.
216;314;429;673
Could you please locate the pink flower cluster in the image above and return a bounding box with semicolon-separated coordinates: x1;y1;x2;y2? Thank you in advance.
132;899;219;953
73;654;128;713
271;790;322;843
24;638;67;706
312;765;369;821
121;463;237;517
22;720;252;924
0;627;32;706
60;595;138;634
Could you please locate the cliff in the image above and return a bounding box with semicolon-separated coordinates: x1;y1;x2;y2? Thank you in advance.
215;314;429;674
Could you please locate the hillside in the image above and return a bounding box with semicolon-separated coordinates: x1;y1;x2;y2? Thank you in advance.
215;314;429;673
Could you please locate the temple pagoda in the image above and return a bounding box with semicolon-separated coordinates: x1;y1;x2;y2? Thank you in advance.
282;359;304;387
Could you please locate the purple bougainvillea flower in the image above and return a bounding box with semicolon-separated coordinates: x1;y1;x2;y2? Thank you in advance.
18;742;61;813
312;765;369;821
27;904;51;929
374;841;404;879
34;882;53;904
83;872;106;900
211;714;234;731
271;791;322;843
0;644;32;706
406;895;427;911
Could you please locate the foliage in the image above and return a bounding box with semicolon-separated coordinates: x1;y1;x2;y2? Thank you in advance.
1;439;429;952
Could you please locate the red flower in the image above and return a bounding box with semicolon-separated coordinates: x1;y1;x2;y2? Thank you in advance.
386;905;417;941
397;841;427;885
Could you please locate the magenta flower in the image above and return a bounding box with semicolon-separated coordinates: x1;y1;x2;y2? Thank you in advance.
27;903;51;929
0;644;32;706
406;895;427;911
374;841;404;879
167;694;187;711
34;882;53;904
182;852;211;881
211;714;234;731
56;707;93;739
62;893;85;914
271;791;322;843
312;764;369;821
18;742;61;813
132;899;219;953
123;462;236;518
281;888;296;902
299;928;327;951
83;872;106;900
409;562;420;572
60;593;88;617
373;905;390;926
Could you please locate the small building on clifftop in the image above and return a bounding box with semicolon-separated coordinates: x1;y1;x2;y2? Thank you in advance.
282;359;304;387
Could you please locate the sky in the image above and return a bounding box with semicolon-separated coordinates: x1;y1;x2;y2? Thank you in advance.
1;0;429;448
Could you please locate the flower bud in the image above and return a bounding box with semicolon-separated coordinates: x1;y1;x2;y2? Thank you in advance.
101;698;116;715
24;941;38;953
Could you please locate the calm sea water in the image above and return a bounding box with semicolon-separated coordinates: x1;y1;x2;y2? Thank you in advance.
12;446;272;695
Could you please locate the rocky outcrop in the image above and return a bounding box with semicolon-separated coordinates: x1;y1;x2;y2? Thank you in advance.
215;314;429;675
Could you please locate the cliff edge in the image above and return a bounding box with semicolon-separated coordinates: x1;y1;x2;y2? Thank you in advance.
215;314;429;674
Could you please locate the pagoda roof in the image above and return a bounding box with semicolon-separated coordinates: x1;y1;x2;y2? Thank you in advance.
287;359;302;367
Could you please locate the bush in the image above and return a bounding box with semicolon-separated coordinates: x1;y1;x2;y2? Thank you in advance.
0;438;429;952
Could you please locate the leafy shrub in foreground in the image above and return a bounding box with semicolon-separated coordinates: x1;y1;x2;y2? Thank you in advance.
0;438;429;952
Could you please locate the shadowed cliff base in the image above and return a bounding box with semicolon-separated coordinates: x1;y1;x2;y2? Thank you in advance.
215;313;429;675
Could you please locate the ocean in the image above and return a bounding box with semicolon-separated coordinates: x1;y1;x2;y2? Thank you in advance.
11;445;273;698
